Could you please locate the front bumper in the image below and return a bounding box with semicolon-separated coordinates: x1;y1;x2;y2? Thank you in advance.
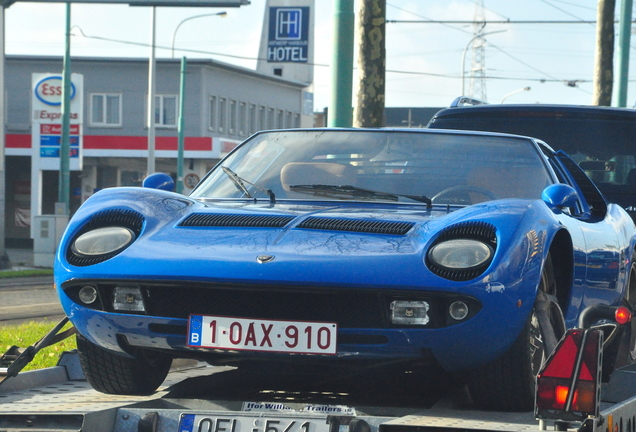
57;279;530;372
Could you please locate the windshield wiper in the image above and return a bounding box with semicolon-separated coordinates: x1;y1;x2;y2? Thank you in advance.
222;166;276;204
289;184;432;208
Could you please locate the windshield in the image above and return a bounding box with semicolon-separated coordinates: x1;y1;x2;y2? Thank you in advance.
191;130;552;205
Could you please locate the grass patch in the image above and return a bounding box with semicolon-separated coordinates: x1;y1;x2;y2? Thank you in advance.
0;320;76;371
0;269;53;278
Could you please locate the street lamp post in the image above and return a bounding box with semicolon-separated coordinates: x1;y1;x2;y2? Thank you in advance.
171;11;227;58
500;86;531;103
461;29;505;96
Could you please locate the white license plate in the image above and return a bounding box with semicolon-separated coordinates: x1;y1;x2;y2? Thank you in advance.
178;414;331;432
187;315;338;355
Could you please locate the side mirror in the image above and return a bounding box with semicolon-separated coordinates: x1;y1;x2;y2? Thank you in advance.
542;184;579;212
143;173;175;191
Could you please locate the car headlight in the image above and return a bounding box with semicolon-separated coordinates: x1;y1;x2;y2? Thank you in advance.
72;226;135;257
428;239;493;269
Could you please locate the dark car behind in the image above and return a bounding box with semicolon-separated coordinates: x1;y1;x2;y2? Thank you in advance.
427;101;636;219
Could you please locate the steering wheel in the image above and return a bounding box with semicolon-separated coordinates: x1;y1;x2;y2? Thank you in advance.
431;185;498;204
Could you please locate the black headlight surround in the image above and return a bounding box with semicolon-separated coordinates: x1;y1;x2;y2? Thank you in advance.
426;221;497;281
66;209;145;267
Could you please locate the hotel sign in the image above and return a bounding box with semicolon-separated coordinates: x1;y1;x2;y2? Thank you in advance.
267;7;310;63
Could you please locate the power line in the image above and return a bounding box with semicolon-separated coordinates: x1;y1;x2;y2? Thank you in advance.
74;27;597;88
70;26;332;66
539;0;596;20
548;0;597;12
385;2;594;91
388;20;631;24
386;2;471;35
386;68;591;84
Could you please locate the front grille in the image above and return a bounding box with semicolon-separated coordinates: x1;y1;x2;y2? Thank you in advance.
146;284;384;327
63;281;481;330
297;217;415;235
179;214;295;228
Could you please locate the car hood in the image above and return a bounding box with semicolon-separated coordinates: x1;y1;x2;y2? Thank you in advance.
55;187;550;289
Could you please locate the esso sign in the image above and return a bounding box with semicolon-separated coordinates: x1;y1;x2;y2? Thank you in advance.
34;76;76;106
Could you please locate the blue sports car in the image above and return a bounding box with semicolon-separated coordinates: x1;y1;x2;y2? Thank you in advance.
54;128;636;411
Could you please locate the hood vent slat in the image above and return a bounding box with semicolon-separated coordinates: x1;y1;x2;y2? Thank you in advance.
179;214;295;228
297;217;414;235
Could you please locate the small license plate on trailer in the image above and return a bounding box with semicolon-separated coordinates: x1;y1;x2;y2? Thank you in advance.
178;414;331;432
187;315;338;355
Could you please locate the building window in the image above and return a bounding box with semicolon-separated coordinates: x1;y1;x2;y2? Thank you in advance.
259;106;266;131
229;100;237;135
285;111;293;128
209;96;217;131
268;107;275;129
277;109;284;129
239;102;247;136
90;93;121;127
219;98;227;133
294;113;301;128
155;95;177;127
249;103;257;135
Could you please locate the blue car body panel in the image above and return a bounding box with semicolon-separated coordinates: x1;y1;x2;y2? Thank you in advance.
55;191;634;372
54;128;636;375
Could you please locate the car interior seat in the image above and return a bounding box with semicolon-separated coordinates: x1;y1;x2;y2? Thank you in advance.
466;166;549;203
627;168;636;186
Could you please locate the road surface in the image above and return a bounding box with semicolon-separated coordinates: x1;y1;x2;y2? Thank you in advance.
0;276;63;325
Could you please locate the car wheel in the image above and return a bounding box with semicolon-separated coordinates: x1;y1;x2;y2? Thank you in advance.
468;256;565;411
76;333;172;395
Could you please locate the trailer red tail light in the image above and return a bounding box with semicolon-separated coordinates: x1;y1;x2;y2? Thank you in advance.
555;384;569;407
535;329;602;422
615;306;631;325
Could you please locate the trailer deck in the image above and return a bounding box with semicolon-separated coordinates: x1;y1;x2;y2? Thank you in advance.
0;351;593;432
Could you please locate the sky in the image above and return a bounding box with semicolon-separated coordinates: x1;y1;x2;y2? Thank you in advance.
4;0;634;111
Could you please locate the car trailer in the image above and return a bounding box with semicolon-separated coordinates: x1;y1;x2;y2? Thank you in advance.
2;321;636;432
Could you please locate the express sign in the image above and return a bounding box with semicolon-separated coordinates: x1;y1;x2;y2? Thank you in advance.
31;72;84;172
34;76;77;106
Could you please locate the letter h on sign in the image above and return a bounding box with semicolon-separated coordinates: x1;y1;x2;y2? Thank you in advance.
276;8;302;40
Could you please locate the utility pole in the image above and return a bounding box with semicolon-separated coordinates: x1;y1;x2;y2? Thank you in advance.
147;7;157;174
0;6;9;268
177;57;186;194
328;0;355;127
593;0;615;106
354;0;386;128
58;2;71;216
613;0;632;107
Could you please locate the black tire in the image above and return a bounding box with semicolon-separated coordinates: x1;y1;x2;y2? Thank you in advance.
76;333;172;395
468;257;565;411
611;261;636;371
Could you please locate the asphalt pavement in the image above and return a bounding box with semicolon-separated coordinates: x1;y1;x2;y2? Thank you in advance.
0;248;60;325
